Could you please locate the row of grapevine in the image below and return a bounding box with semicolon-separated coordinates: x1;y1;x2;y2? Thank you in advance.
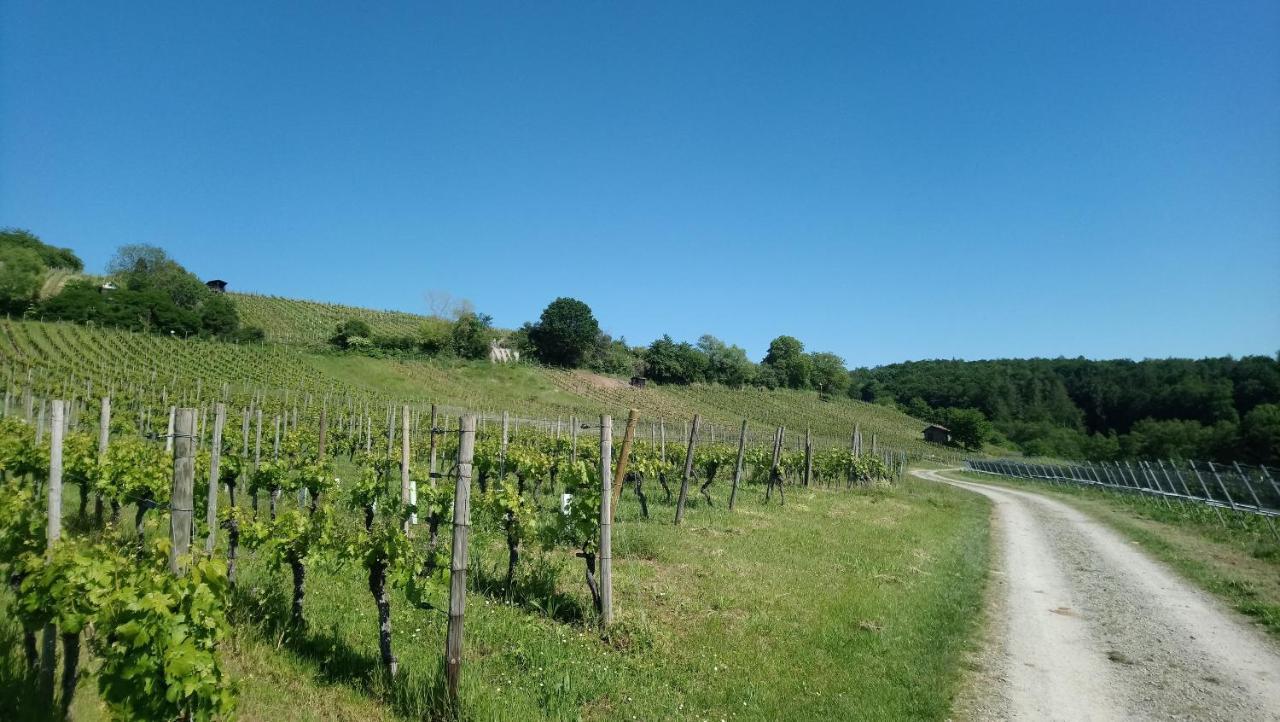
2;381;906;719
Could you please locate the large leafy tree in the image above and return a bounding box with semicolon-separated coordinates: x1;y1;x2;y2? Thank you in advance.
808;352;848;395
0;228;82;271
644;335;708;384
527;297;600;367
451;312;494;360
939;407;991;451
1241;403;1280;465
0;229;84;313
107;244;209;310
762;335;811;390
698;335;756;387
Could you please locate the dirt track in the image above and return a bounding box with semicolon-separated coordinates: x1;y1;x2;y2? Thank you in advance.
914;468;1280;721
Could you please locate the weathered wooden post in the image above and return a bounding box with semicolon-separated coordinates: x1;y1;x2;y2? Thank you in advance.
803;427;813;487
427;404;442;549
766;426;785;504
674;414;700;525
570;414;579;463
728;419;747;510
599;415;613;625
499;410;510;478
94;396;110;522
205;404;225;554
317;406;328;459
165;405;176;453
386;404;395;458
39;401;64;700
445;415;477;707
401;404;412;531
610;409;638;520
170;408;196;575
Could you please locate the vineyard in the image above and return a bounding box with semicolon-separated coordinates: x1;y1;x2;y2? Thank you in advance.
230;293;429;347
0;317;963;461
0;318;991;720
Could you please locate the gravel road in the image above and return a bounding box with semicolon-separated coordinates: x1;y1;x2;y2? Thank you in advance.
914;468;1280;721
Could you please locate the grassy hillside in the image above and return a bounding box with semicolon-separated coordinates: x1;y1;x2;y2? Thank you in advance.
233;292;429;345
0;316;968;459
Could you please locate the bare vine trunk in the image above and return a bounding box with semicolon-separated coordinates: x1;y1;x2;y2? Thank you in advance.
657;471;672;502
289;556;306;628
580;550;601;614
505;516;519;593
59;631;79;715
634;473;648;518
368;560;397;677
699;464;719;506
226;483;239;585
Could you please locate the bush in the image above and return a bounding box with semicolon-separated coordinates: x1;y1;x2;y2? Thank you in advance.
329;319;373;349
417;318;452;355
528;298;599;367
452;312;493;360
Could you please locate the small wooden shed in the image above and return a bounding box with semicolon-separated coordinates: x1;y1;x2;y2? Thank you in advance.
206;279;228;293
922;424;950;444
629;376;648;389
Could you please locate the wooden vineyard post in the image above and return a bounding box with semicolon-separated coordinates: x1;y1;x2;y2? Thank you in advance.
170;408;196;576
40;400;65;700
570;415;579;463
240;407;249;460
599;415;613;625
165;405;176;454
401;404;412;532
445;415;477;708
95;397;110;522
254;408;263;473
660;418;666;458
610;409;638;521
205;404;225;554
317;406;328;459
427;404;442;549
500;410;510;478
674;414;700;525
766;426;785;504
728;419;747;510
803;427;812;487
386;404;395;459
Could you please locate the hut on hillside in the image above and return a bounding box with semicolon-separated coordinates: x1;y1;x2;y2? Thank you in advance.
206;279;228;293
922;424;950;444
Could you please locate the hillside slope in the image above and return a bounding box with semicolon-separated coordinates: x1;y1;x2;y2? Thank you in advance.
0;317;965;459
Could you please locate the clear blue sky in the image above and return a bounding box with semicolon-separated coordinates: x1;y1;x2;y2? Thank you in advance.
2;1;1277;368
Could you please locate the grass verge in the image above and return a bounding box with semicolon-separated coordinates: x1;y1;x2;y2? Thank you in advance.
5;475;990;721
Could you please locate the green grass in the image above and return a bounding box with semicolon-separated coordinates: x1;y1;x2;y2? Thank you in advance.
5;473;991;721
945;468;1280;638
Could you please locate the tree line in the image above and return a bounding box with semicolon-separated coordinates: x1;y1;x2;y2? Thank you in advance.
13;229;1271;464
849;357;1280;465
1;229;263;342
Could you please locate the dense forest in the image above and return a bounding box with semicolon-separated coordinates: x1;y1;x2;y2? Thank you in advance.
849;357;1280;465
